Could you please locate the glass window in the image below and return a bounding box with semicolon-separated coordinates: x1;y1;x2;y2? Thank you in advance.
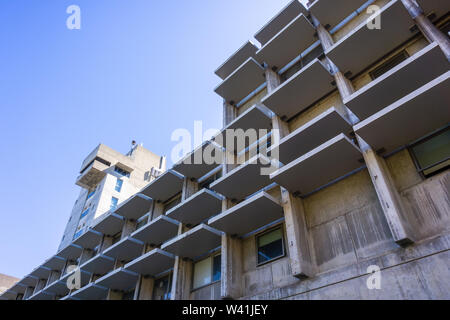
410;129;450;177
80;208;90;219
87;189;95;199
153;274;172;300
114;166;130;178
115;178;123;192
369;50;409;80
257;228;284;265
73;229;84;240
110;197;119;211
192;254;221;290
163;195;181;214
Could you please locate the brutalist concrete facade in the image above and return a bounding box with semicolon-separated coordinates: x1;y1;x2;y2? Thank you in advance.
2;0;449;300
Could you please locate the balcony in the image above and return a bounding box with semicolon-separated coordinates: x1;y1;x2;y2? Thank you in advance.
261;59;334;120
57;244;83;261
213;104;273;153
103;236;144;262
254;0;308;46
28;290;54;301
256;14;316;70
80;254;115;276
215;41;259;80
210;154;273;201
173;141;223;180
344;42;449;120
73;228;103;250
9;283;27;295
18;275;39;288
208;192;283;236
0;290;17;301
140;170;184;203
417;0;449;20
95;268;139;293
354;72;450;154
114;194;152;221
161;224;223;260
325;0;415;77
76;159;109;189
69;283;108;300
166;189;223;226
43;279;71;298
131;215;179;246
42;255;66;272
309;0;368;29
271;134;363;196
214;58;266;105
125;249;176;277
60;268;92;289
29;265;52;280
270;107;353;165
92;213;125;237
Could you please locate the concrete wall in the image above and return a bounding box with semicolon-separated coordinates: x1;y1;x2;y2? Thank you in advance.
0;273;19;295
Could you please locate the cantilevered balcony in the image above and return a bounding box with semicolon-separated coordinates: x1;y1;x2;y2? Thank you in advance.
131;215;179;247
326;0;415;77
103;236;144;262
18;275;39;288
208;192;283;236
261;59;334;120
213;104;273;153
166;189;223;226
270;107;353;165
215;41;260;80
69;283;108;300
60;268;92;289
344;42;449;120
76;159;109;189
30;265;52;280
0;290;17;301
28;290;55;301
417;0;449;20
161;224;223;260
92;213;125;237
140;170;184;203
95;268;139;293
271;134;363;196
42;255;66;272
57;243;83;261
214;58;266;105
125;249;175;277
354;71;450;154
80;254;115;276
254;0;308;46
73;228;103;250
210;154;273;201
309;0;368;29
9;283;27;295
172;141;223;180
256;14;316;70
114;194;152;221
43;279;71;298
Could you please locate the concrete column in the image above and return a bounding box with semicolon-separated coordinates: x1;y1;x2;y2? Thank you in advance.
34;279;47;294
401;0;450;60
79;248;94;265
121;219;137;239
220;234;243;300
182;178;199;201
357;136;415;245
107;290;123;300
265;68;281;92
150;201;164;220
170;257;193;300
47;271;61;286
281;189;315;278
136;276;154;300
24;286;34;299
100;235;113;253
223;100;237;127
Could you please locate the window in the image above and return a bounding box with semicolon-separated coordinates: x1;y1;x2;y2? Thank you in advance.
192;254;221;290
114;166;130;178
115;178;123;192
199;170;222;190
153;274;172;300
112;232;122;245
110;197;119;211
136;214;149;230
73;229;84;240
80;208;90;219
369;51;409;80
87;189;96;200
410;129;450;178
163;195;181;214
122;289;135;300
257;227;285;265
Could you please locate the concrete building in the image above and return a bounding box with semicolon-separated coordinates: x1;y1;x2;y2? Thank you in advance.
0;274;19;297
1;0;449;300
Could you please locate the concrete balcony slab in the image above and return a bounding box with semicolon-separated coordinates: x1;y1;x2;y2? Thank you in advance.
95;268;138;292
215;41;260;80
114;194;152;221
125;249;175;277
131;215;179;247
140;170;184;203
103;237;144;262
309;0;368;29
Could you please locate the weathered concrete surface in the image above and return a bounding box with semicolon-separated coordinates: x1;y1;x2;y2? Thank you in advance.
221;234;244;299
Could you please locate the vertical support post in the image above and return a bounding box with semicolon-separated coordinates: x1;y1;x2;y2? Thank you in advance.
24;286;34;299
79;248;93;265
220;234;243;299
223;100;237;127
357;136;415;245
121;219;137;239
135;275;155;300
107;290;123;300
170;257;193;300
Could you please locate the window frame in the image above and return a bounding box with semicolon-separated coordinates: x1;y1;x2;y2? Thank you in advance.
191;252;221;291
115;178;123;192
255;225;286;267
110;196;119;211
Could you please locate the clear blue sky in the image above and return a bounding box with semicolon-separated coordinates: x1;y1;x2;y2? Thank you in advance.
0;0;310;278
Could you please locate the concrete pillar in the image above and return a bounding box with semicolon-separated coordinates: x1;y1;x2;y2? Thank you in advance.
47;271;61;286
401;0;450;60
107;290;123;300
79;248;94;265
170;257;193;300
150;201;164;220
265;68;281;92
121;219;137;239
357;136;415;245
136;276;154;300
221;234;243;300
223;100;237;127
100;235;113;253
182;178;199;201
34;279;47;294
24;286;34;299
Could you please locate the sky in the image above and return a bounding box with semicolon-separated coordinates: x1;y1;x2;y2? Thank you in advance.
0;0;311;278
